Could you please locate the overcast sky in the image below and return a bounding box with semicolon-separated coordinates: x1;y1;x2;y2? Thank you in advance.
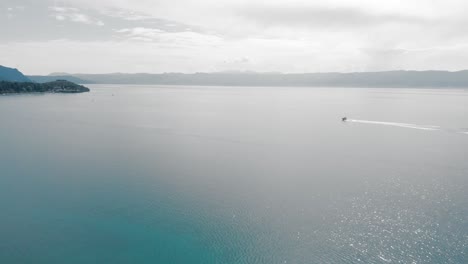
2;0;468;74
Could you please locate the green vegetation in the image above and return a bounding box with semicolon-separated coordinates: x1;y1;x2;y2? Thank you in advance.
0;80;90;94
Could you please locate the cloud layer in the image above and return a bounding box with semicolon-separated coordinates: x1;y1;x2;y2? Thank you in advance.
2;0;468;74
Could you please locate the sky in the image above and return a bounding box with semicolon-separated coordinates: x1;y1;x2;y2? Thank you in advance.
2;0;468;74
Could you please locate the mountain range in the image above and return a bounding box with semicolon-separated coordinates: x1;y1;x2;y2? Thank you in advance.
28;70;468;88
3;64;468;88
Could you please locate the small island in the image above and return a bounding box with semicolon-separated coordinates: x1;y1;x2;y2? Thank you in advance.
0;80;90;94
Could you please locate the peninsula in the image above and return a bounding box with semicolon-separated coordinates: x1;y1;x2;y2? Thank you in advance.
0;65;90;94
0;80;90;94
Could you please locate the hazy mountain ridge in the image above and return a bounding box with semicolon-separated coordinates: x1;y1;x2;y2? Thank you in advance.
28;70;468;87
28;75;93;84
0;65;31;82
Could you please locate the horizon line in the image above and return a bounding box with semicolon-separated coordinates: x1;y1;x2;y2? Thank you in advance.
26;69;468;76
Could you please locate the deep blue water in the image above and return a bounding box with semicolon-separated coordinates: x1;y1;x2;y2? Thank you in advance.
1;85;467;263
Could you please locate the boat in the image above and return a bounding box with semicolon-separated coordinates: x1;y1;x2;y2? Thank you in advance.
342;117;347;121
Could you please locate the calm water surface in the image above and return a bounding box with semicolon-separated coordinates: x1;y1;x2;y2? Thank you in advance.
1;85;467;263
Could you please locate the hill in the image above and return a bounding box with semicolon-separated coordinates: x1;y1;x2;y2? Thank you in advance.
0;65;31;82
28;75;93;84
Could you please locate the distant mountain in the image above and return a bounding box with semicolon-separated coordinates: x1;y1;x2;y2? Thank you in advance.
0;65;31;82
28;75;93;84
0;80;90;94
48;72;71;76
28;70;468;88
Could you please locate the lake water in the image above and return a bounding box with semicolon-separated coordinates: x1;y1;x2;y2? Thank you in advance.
1;85;467;263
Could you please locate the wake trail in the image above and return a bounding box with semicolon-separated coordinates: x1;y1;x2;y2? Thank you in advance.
348;119;468;134
347;119;441;131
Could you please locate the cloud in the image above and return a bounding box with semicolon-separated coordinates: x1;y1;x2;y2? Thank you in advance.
0;39;228;74
55;14;65;21
226;57;250;64
114;27;223;47
99;9;155;21
4;5;25;19
50;7;79;13
237;5;427;29
4;33;468;75
49;6;104;26
3;0;468;73
114;27;163;42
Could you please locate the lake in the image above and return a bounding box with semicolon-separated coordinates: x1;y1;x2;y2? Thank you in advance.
1;85;467;263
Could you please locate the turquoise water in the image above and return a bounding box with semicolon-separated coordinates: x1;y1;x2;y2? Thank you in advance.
1;85;467;263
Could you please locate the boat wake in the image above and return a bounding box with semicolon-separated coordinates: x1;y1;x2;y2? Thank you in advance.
347;119;441;131
347;119;468;135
